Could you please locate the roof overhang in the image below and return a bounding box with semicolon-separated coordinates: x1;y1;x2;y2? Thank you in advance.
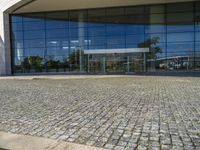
13;0;195;14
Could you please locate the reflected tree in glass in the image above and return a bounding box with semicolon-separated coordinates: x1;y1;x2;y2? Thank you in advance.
138;37;163;71
22;56;44;72
138;36;162;59
46;57;60;72
68;49;81;71
29;56;43;72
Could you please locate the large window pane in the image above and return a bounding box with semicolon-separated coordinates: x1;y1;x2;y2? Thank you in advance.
12;47;23;57
46;20;69;29
45;11;68;20
196;42;200;51
89;36;106;46
46;29;68;38
107;44;125;49
88;9;106;17
69;28;87;38
89;45;106;50
167;24;194;32
195;52;200;71
12;40;23;50
126;25;144;35
88;27;106;36
11;22;23;31
195;61;200;71
196;2;200;12
107;8;124;16
24;39;45;48
196;24;200;31
69;11;87;28
24;30;45;39
156;43;166;58
145;33;166;43
46;39;69;48
167;32;194;42
24;21;45;30
167;13;193;23
145;5;164;14
24;48;45;57
166;2;193;13
125;6;145;15
167;42;194;53
47;47;69;56
23;13;45;22
107;24;125;36
126;44;140;48
107;36;125;46
11;16;22;22
195;12;200;31
126;34;145;44
70;37;88;47
145;25;166;33
196;32;200;41
124;14;145;24
12;31;23;40
147;14;165;24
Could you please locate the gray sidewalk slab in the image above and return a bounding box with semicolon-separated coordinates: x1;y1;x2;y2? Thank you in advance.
0;75;135;80
0;131;106;150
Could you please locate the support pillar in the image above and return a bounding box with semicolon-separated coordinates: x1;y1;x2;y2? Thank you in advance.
143;53;146;72
78;12;85;72
0;12;12;75
127;56;130;73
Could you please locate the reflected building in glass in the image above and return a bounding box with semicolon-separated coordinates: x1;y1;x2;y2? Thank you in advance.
10;1;200;75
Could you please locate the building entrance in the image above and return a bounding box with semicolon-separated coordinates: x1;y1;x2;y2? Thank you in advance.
85;48;149;74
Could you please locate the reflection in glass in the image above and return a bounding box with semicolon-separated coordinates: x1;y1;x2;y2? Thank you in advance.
167;24;194;32
166;3;193;13
11;1;199;74
24;30;45;39
138;37;164;72
167;32;194;42
196;32;200;41
167;43;194;53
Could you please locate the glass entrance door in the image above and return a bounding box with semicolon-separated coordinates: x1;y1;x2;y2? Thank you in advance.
127;53;146;73
88;54;105;74
87;52;146;74
106;53;127;74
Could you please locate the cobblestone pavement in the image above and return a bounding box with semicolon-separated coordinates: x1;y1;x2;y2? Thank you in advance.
0;76;200;150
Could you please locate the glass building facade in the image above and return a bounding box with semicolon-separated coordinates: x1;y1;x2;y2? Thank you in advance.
11;1;200;74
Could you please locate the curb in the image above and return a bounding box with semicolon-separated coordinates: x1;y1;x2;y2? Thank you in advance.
0;131;106;150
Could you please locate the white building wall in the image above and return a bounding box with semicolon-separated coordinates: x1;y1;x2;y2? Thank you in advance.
0;9;6;75
0;0;32;75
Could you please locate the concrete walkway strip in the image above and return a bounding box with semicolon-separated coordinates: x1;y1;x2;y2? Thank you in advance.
0;75;136;80
0;132;106;150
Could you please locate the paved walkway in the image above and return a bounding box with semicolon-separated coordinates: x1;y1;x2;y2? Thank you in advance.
0;131;105;150
0;76;200;150
0;75;135;80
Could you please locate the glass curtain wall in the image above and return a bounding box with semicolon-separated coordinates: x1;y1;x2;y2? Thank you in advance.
11;1;200;74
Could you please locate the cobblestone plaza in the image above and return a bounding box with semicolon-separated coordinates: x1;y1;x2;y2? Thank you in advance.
0;76;200;150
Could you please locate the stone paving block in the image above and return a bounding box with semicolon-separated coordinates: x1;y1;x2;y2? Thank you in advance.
0;77;200;149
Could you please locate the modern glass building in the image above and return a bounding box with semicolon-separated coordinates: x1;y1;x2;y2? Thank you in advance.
0;0;200;75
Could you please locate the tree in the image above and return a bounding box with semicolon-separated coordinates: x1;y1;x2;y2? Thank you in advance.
138;36;162;59
46;58;60;71
138;36;163;71
68;49;85;71
28;56;43;72
68;49;80;66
